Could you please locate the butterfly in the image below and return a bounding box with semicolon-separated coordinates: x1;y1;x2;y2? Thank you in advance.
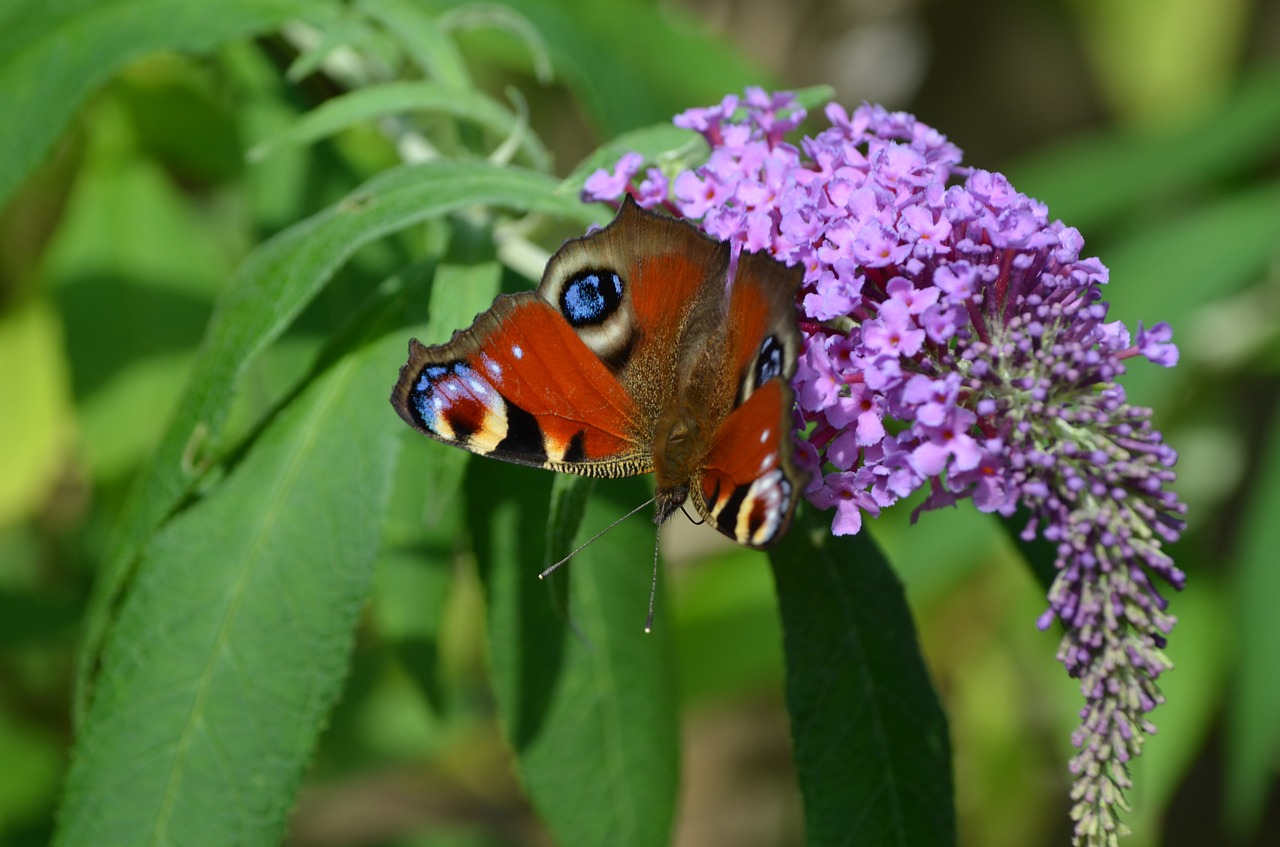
390;196;807;555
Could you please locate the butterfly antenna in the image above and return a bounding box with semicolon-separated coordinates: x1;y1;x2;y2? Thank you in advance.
645;520;662;633
539;496;656;580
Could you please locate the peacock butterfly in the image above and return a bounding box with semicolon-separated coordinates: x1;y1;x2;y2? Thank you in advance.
390;196;807;553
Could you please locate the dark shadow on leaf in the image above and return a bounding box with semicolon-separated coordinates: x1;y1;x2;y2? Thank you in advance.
51;273;213;400
464;460;569;751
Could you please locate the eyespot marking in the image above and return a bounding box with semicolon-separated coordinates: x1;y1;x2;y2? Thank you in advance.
710;468;791;547
738;469;788;546
755;335;784;385
408;361;505;450
561;268;624;328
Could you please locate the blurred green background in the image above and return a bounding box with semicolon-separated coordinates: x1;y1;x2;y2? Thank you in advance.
2;0;1279;845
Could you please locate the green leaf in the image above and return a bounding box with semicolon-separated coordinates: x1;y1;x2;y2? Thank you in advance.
466;465;679;847
248;80;552;171
0;0;330;211
77;160;596;721
439;0;769;136
438;1;554;84
54;329;403;847
362;0;472;89
1100;178;1280;408
1007;63;1280;230
770;509;955;847
1224;421;1280;834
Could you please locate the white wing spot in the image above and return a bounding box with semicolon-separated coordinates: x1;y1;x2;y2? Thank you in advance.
483;354;503;379
512;344;524;360
468;378;487;395
759;428;771;444
758;453;777;474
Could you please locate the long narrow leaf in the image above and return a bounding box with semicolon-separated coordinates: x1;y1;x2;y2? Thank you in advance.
466;465;679;847
363;0;471;89
55;329;403;847
1224;422;1280;832
439;0;766;136
770;509;954;847
248;81;552;171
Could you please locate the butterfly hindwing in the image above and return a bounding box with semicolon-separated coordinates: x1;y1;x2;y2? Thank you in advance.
726;249;804;405
692;247;807;547
696;380;802;547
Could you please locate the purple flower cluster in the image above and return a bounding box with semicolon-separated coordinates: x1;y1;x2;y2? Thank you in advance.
584;89;1186;846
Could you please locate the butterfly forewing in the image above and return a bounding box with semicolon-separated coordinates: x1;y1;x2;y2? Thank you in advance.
391;293;651;478
538;198;732;420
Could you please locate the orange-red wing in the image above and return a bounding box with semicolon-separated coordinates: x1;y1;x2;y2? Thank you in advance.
724;249;804;402
627;246;727;353
391;292;650;477
697;380;805;547
536;196;731;378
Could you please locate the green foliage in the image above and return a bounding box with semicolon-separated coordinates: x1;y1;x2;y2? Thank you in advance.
1226;425;1280;833
467;468;680;846
771;513;954;845
58;328;402;847
0;1;1275;846
0;0;328;210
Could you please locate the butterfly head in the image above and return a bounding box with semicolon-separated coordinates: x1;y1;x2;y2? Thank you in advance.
653;482;691;528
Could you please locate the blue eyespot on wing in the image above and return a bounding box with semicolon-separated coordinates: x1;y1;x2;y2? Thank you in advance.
561;269;624;327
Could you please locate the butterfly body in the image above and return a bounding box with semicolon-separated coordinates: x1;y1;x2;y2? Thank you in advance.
392;198;807;547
